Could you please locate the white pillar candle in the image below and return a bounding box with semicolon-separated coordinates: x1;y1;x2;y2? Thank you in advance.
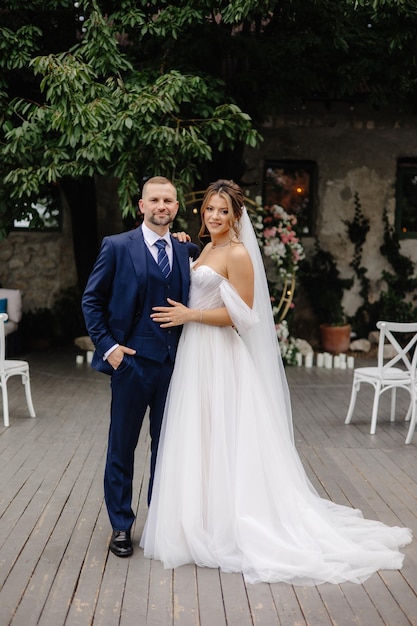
76;354;84;365
86;350;94;363
305;353;313;368
340;361;347;369
295;352;302;366
324;353;333;369
339;353;347;364
333;355;341;368
347;356;355;369
316;353;324;367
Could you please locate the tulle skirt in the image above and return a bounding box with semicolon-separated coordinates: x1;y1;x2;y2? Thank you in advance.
141;321;411;585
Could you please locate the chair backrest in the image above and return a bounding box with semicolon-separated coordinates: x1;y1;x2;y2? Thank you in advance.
376;320;417;378
0;288;22;324
0;313;8;370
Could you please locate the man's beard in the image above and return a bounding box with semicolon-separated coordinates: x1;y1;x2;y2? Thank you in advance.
149;214;174;227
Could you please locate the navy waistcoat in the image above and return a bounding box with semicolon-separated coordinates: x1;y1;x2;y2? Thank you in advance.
127;246;183;363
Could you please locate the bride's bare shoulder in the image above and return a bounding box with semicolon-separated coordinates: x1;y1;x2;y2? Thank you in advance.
228;241;253;270
229;241;250;259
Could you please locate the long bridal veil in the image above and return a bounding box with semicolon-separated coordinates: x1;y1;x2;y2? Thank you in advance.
238;206;294;443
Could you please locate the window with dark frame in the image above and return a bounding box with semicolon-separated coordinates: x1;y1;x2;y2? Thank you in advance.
263;160;316;236
396;158;417;239
12;185;62;232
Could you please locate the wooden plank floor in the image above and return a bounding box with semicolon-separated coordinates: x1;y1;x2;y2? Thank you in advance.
1;348;417;626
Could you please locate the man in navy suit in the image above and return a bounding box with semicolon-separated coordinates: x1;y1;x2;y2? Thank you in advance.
82;177;199;557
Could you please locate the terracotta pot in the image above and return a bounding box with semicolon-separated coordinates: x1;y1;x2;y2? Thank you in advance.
319;323;351;353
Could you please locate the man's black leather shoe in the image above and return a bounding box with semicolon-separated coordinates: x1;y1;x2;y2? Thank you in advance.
109;529;133;557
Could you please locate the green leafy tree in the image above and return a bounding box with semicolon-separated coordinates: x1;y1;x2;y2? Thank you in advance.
0;1;260;218
3;0;417;287
0;0;261;284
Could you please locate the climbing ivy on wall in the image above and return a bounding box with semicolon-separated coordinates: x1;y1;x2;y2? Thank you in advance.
346;194;417;337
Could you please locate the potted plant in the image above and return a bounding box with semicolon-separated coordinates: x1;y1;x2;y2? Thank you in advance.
300;240;353;353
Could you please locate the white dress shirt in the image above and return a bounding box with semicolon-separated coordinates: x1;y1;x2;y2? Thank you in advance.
141;222;173;268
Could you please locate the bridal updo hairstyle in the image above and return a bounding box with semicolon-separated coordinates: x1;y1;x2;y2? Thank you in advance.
198;179;245;240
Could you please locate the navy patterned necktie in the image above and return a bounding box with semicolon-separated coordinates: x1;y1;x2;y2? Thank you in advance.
155;239;171;278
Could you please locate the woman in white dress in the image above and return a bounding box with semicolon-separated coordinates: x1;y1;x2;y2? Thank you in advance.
140;180;411;585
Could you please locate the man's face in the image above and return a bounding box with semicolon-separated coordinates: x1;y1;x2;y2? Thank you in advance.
139;182;179;231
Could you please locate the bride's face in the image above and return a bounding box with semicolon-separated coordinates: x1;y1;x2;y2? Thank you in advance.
204;193;233;237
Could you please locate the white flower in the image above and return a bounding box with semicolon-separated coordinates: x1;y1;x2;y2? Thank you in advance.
272;205;288;220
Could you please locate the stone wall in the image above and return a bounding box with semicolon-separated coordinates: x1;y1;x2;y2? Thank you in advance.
0;176;126;315
0;196;77;312
243;102;417;337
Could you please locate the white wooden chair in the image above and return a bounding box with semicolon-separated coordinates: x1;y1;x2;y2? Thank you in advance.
345;320;417;435
0;313;36;427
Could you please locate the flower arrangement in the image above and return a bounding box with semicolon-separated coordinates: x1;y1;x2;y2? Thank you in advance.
274;319;300;366
271;291;299;365
248;197;305;365
251;200;305;278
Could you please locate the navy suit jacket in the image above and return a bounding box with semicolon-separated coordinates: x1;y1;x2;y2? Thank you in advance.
82;226;199;374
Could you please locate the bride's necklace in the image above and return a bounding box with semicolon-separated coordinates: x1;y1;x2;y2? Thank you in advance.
211;239;234;249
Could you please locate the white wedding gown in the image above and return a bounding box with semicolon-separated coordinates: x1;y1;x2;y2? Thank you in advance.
140;263;411;585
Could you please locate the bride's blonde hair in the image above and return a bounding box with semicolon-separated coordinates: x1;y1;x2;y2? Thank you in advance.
198;179;245;240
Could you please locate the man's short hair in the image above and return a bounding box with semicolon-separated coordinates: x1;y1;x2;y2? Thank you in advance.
142;176;175;196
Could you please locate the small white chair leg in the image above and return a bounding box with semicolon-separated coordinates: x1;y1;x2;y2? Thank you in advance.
405;400;417;444
390;387;397;422
405;397;412;422
370;383;381;435
345;379;359;425
1;375;10;427
24;375;36;418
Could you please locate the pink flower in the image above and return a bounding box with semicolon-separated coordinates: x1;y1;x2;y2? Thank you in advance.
280;233;292;244
250;202;305;279
263;227;277;239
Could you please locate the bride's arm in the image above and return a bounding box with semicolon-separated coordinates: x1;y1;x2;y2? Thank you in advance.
151;299;232;328
226;245;254;307
151;246;254;329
